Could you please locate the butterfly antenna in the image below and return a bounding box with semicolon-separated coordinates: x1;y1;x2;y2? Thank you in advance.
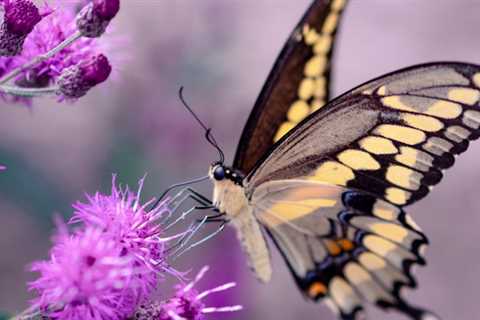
179;87;225;163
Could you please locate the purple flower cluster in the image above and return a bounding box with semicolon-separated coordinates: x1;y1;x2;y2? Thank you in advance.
134;266;242;320
30;177;178;319
29;176;242;320
0;0;119;103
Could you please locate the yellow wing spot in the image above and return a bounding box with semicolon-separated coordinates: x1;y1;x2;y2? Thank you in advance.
444;125;470;143
337;149;381;171
314;77;327;98
313;34;332;54
395;146;433;172
311;99;326;113
337;239;355;251
287;100;310;123
370;223;409;243
374;124;426;145
422;137;453;156
267;199;336;227
463;110;480;129
331;0;347;11
322;12;339;34
325;239;342;256
448;88;480;105
308;282;327;298
359;136;398;155
386;165;422;190
273;122;295;142
372;200;401;221
363;235;397;256
304;55;327;77
385;187;411;205
376;85;387;96
425;100;462;119
381;96;417;112
304;26;320;45
298;78;315;100
309;161;355;186
473;73;480;88
401;113;444;132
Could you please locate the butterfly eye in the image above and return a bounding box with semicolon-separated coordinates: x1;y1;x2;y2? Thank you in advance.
213;166;225;181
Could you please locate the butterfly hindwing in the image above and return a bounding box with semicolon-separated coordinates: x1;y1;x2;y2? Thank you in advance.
252;180;436;320
234;0;348;173
246;62;480;207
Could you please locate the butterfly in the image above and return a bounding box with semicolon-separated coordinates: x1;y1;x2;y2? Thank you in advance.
194;0;480;319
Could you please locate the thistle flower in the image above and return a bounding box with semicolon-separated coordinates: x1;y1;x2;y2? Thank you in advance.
134;266;242;320
71;176;180;282
30;226;141;320
0;0;42;56
57;53;112;99
77;0;120;38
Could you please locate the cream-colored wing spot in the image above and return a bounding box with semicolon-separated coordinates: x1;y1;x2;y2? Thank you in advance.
447;88;480;105
313;34;332;54
472;72;480;88
385;187;411;205
395;146;433;172
463;110;480;129
444;125;471;143
372;200;401;221
287;100;310;123
329;276;362;315
298;78;315;100
273;122;296;142
363;235;416;270
374;124;426;145
401;113;444;132
358;252;410;290
337;149;381;171
309;161;355;186
386;165;423;190
422;136;453;156
359;136;398;155
382;95;462;119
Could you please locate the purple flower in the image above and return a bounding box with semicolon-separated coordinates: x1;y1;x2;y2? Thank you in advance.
71;176;181;291
0;164;5;171
29;177;186;320
30;226;141;320
134;266;242;320
77;0;120;38
0;1;113;104
0;0;42;56
57;54;112;99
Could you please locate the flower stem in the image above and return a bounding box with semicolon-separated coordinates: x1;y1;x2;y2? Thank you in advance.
0;85;59;97
0;31;83;85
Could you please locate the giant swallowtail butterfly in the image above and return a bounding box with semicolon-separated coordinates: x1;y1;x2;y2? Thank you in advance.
198;1;480;319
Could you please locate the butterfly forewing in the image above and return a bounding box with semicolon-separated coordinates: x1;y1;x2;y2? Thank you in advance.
246;62;480;207
233;0;348;173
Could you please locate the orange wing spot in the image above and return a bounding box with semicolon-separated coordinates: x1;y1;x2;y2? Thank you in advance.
325;239;342;256
308;282;328;298
337;239;355;252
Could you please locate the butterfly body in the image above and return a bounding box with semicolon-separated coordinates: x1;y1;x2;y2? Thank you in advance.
209;164;272;283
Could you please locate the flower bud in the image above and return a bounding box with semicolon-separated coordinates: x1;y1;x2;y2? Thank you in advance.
76;0;120;38
57;54;112;99
0;0;41;56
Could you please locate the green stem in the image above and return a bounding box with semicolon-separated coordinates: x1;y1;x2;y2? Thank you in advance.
0;85;58;97
0;31;83;85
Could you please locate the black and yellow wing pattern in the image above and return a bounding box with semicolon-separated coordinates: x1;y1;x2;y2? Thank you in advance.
242;62;480;319
234;0;348;173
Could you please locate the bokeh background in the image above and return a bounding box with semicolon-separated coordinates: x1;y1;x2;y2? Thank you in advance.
1;1;480;319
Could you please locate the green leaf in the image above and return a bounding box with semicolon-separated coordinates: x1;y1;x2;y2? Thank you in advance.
0;311;11;320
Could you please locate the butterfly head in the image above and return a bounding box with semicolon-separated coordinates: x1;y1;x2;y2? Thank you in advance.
208;162;244;185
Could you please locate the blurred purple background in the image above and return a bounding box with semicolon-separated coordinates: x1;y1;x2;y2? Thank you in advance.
2;1;480;319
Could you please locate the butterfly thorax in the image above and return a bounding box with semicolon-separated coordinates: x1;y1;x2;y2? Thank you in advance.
209;163;272;282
